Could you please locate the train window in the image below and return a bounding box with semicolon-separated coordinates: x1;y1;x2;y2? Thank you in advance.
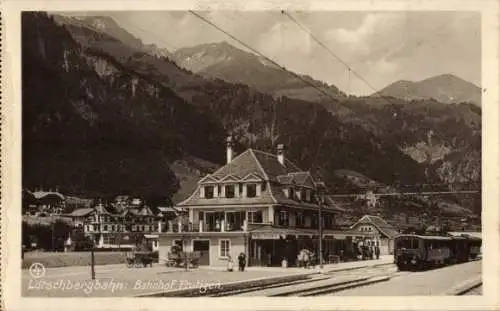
397;238;412;249
411;238;418;249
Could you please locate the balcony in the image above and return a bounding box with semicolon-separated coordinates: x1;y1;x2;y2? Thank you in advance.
164;220;250;233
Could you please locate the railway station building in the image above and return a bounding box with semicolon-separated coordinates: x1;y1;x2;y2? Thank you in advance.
158;137;372;267
350;215;400;255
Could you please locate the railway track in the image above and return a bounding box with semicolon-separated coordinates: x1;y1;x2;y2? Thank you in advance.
460;285;482;295
220;260;478;297
220;264;406;297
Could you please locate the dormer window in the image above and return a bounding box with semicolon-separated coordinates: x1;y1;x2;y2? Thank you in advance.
283;188;289;198
305;189;311;202
204;186;214;199
296;189;302;201
247;184;257;198
289;187;295;199
225;185;235;198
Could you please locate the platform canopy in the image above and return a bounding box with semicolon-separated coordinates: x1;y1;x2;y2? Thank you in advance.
248;225;372;240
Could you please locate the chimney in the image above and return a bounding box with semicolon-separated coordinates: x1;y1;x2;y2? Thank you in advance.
277;144;284;166
226;136;234;164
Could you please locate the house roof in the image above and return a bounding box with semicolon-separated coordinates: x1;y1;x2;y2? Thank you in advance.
23;189;37;203
158;206;186;214
32;191;65;201
177;148;335;210
122;206;157;217
351;215;400;238
448;231;482;239
95;203;111;215
276;175;294;185
252;150;302;180
68;208;95;217
209;149;301;181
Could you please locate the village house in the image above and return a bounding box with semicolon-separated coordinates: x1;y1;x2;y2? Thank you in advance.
67;200;168;251
158;137;372;267
22;189;66;216
349;214;400;255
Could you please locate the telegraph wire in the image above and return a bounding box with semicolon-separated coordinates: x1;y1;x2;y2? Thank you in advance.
282;11;386;97
329;181;481;189
281;11;398;99
113;13;480;197
327;190;480;199
187;10;344;105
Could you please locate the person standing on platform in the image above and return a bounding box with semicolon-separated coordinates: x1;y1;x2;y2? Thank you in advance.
303;250;310;268
238;252;246;271
297;251;303;268
375;245;380;260
227;255;234;272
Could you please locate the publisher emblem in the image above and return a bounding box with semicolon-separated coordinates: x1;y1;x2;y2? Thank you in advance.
29;262;46;279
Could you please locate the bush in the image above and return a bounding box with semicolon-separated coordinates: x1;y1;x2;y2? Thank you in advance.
22;220;72;251
22;251;127;269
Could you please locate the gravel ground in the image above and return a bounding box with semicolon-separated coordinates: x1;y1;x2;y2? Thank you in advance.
331;260;481;296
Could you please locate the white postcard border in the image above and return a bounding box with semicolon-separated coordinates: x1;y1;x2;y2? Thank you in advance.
1;0;499;310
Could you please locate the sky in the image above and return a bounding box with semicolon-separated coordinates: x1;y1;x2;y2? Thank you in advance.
69;11;481;96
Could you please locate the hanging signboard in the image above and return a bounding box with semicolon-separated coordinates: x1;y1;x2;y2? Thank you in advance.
251;233;282;240
297;234;313;239
333;235;347;240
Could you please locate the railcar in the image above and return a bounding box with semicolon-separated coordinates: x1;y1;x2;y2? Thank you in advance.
464;235;482;259
393;234;481;271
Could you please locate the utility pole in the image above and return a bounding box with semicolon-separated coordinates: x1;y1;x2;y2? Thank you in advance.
183;234;189;271
85;217;96;280
51;221;55;252
91;242;96;280
317;185;324;269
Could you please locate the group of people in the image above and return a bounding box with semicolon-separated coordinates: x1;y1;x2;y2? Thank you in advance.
226;252;247;272
296;249;316;268
356;243;381;260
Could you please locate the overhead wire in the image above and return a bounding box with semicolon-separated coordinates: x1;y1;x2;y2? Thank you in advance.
186;11;480;197
281;10;396;99
280;11;482;197
187;10;344;105
115;12;479;197
327;190;480;198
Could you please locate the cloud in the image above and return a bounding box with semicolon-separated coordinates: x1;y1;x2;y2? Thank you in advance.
327;13;406;58
257;20;313;56
101;11;480;95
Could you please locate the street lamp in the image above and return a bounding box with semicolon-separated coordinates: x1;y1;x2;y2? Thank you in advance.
181;233;189;272
91;239;96;280
83;212;96;280
316;182;325;269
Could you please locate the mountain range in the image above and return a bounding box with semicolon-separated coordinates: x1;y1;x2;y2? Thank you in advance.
375;74;481;106
173;41;347;103
172;41;481;108
22;13;481;224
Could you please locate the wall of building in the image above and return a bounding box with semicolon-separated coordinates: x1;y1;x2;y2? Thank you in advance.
208;236;245;267
351;223;394;255
354;223;377;233
379;238;391;255
158;234;247;267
